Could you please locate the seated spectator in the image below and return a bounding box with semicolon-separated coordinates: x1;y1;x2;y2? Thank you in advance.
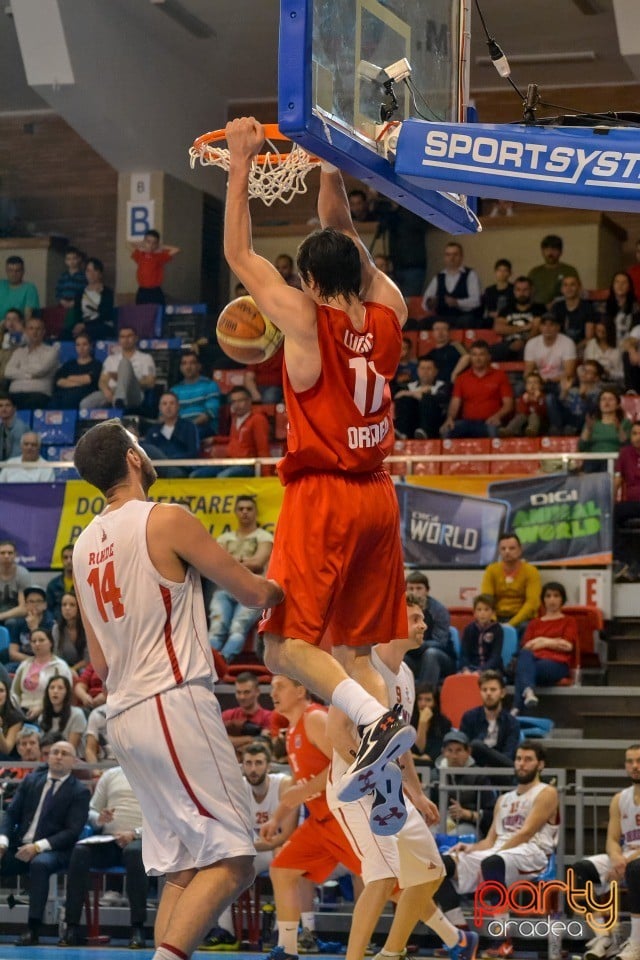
80;326;156;411
482;258;515;325
628;238;640;304
410;683;452;767
579;388;632;473
208;496;273;661
512;581;577;713
499;371;547;438
584;318;624;385
422;241;482;328
83;704;109;764
481;531;541;633
130;228;179;306
0;432;55;484
527;234;580;308
433;730;496;837
348;188;374;222
0;677;26;760
622;316;640;393
50;333;102;409
4;316;59;409
422;319;468;383
0;539;28;632
52;593;88;673
614;421;640;582
393;357;449;439
460;595;503;674
55;247;86;311
68;257;115;341
490;276;545;361
1;725;41;787
0;309;26;382
391;336;418;393
141;391;199;478
222;672;273;755
523;314;578;433
10;627;72;720
403;572;455;686
605;271;640;343
0;740;90;946
37;676;86;750
440;340;513;438
45;544;74;620
274;252;302;289
191;386;270;478
460;670;520;769
74;663;106;711
551;275;595;350
8;585;55;666
172;350;221;437
559;359;604;434
0;256;39;321
244;347;285;405
0;393;27;462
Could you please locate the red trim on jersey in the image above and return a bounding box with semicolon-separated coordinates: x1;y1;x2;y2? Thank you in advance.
160;943;188;960
159;585;183;683
155;694;218;820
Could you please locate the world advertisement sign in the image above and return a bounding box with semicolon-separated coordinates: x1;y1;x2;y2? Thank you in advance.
395;119;640;213
488;472;613;565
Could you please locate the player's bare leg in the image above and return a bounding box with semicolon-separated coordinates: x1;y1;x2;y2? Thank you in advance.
269;866;307;957
152;856;254;959
346;877;396;960
379;880;477;960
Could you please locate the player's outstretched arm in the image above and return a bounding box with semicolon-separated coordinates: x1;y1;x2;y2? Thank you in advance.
318;166;407;325
223;117;315;337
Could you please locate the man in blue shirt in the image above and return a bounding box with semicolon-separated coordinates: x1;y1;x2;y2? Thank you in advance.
141;390;199;478
460;670;521;768
172;351;221;437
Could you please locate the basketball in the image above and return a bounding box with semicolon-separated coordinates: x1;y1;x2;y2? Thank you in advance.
216;295;284;364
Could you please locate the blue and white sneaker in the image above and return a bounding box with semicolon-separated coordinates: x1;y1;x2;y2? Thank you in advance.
337;704;416;803
370;760;407;836
264;947;298;960
447;929;479;960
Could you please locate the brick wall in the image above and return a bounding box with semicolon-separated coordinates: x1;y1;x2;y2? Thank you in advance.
0;113;118;285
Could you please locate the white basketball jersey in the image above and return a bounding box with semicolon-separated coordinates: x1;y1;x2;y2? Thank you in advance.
73;500;215;718
618;786;640;852
495;781;558;855
246;772;288;840
371;647;416;723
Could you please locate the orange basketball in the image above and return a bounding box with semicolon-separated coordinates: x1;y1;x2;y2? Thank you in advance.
216;295;284;365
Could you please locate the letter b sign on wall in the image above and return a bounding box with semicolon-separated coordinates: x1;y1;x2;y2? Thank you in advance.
127;201;155;241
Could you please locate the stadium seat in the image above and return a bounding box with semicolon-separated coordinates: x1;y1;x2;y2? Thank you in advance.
501;623;519;671
41;305;67;338
274;404;287;440
212;368;247;394
14;409;32;428
441;438;491;475
405;298;426;323
32;409;78;444
116;303;161;337
417;331;435;354
76;408;120;440
463;328;502;346
539;436;579;454
222;664;272;685
490;437;540;475
440;673;483;729
448;607;474;635
0;625;9;660
449;626;461;668
405;439;441;475
562;604;604;669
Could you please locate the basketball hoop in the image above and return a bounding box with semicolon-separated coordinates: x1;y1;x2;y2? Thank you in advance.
189;123;321;206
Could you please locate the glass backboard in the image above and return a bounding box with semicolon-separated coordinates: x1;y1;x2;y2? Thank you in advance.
279;0;478;234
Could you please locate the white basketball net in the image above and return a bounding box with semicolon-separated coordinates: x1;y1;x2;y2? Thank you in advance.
189;135;319;206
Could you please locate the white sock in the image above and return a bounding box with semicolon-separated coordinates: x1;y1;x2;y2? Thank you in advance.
277;920;299;956
300;912;315;932
425;907;459;947
631;917;640;942
331;679;386;728
218;906;234;935
154;946;186;960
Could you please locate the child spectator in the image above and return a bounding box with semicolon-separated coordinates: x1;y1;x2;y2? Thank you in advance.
482;258;515;324
499;371;547;437
130;229;180;306
559;359;604;434
460;594;504;674
55;247;86;310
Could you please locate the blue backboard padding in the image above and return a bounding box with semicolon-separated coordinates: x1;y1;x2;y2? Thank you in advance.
278;0;479;235
396;119;640;212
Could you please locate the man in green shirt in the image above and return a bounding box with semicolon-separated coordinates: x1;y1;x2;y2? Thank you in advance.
0;257;40;321
527;235;580;309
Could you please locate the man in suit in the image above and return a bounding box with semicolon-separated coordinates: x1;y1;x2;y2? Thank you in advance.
0;740;90;945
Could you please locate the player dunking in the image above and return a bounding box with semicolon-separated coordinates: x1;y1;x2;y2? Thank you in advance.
224;116;413;805
71;422;284;960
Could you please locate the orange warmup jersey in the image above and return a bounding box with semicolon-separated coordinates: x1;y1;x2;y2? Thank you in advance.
278;301;402;484
286;703;332;820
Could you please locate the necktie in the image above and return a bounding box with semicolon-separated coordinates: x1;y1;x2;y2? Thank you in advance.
0;428;7;462
34;779;59;840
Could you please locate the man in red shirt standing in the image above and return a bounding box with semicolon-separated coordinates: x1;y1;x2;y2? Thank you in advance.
130;229;180;306
614;421;640;581
441;340;513;438
191;386;270;478
221;671;273;755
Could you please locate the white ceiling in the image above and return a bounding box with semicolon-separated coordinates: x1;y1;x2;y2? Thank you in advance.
0;0;638;189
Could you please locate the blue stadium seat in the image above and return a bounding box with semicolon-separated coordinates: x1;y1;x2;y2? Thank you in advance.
33;409;78;444
449;625;461;667
163;303;207;316
501;623;519;670
15;409;32;428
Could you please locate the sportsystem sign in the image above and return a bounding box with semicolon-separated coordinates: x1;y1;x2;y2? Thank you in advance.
395;120;640;212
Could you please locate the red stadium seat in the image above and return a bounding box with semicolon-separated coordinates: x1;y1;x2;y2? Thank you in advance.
562;605;604;667
405;439;441;475
441;438;492;474
539;436;579;453
489;437;540;475
449;607;474;635
41;306;66;338
274;404;288;440
417;331;436;355
212;368;247;393
464;328;502;346
440;673;483;729
406;297;426;322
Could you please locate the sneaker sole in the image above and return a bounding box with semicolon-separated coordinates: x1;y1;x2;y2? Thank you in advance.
337;725;416;802
370;764;407;836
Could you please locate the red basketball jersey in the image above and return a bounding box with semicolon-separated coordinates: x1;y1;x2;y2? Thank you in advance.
286;703;331;819
278;301;402;484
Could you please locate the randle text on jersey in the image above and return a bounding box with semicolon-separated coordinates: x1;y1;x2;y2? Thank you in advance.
88;543;114;565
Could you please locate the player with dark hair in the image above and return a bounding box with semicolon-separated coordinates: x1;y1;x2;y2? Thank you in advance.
72;418;284;960
222;115;413;811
